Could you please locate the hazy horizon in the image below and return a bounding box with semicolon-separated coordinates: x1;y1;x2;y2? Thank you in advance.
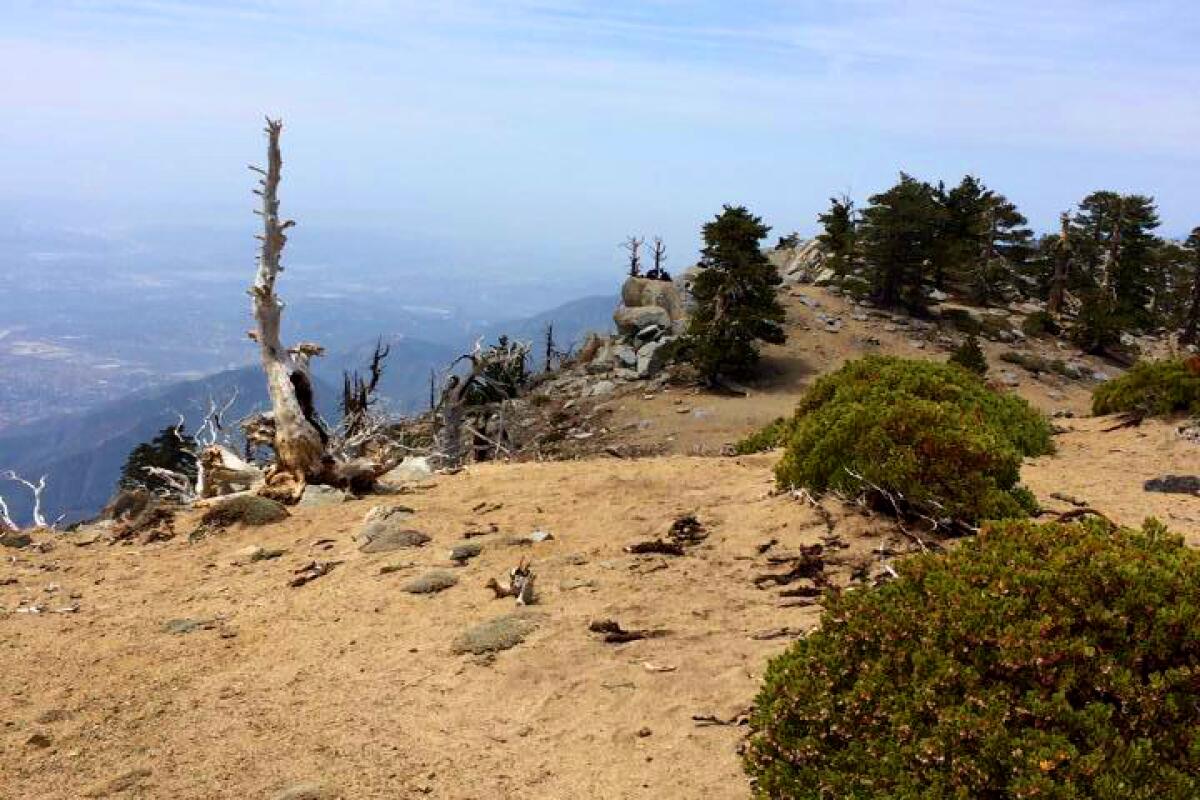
3;0;1198;280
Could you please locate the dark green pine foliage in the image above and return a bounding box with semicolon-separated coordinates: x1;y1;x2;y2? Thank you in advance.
685;205;786;382
859;173;943;311
816;195;857;277
948;334;988;376
937;175;1033;304
1072;191;1161;324
118;425;197;494
1180;228;1200;343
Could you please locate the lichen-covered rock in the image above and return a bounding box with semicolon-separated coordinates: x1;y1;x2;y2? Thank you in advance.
448;541;483;563
403;571;459;594
200;494;288;528
357;521;431;553
452;613;539;654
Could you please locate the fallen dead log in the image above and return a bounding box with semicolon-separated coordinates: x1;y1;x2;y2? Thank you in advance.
588;619;668;644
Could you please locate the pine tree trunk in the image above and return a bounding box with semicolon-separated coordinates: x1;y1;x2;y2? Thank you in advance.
1048;213;1071;316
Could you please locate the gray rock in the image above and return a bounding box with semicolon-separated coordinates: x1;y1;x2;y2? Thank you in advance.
200;494;288;528
299;485;349;506
382;457;433;484
1144;475;1200;495
357;521;431;553
449;541;483;563
403;571;459;594
589;380;616;397
636;340;670;378
452;613;539;654
1;530;32;548
614;305;671;337
163;618;214;635
612;345;638;368
999;371;1020;387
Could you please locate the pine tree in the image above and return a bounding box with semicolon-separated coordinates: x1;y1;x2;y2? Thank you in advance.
936;176;1032;304
118;426;197;494
685;205;786;382
1180;228;1200;344
1072;192;1161;324
859;174;943;310
817;195;857;277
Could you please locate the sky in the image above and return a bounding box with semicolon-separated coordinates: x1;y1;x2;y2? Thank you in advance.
2;0;1199;279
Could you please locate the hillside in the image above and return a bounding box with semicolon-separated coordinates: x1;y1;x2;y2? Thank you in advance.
4;282;1199;798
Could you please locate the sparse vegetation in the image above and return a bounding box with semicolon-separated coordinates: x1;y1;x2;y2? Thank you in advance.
1021;309;1060;338
948;335;988;375
1092;358;1200;417
732;416;791;454
999;350;1077;378
775;356;1052;523
746;516;1200;800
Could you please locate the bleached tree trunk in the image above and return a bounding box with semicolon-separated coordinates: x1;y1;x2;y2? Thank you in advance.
249;119;328;502
2;471;49;528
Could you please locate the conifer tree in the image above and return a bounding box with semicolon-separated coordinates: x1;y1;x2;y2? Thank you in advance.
859;174;943;310
1072;192;1161;324
935;176;1031;304
1180;228;1200;344
816;195;857;277
684;205;786;383
119;426;197;494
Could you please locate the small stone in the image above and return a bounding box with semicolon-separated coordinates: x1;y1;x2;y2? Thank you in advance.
163;618;213;635
636;727;653;738
269;783;333;800
1;531;33;548
357;521;430;553
448;541;483;563
364;504;415;524
299;485;349;506
403;571;459;594
382;457;434;484
453;613;539;654
26;732;52;748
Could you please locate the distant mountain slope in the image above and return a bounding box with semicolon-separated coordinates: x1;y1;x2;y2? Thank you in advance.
0;367;337;527
0;293;617;526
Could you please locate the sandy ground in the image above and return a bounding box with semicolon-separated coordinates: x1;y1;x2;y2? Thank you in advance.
2;456;898;800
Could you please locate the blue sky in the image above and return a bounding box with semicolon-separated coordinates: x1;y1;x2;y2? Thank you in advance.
3;0;1198;277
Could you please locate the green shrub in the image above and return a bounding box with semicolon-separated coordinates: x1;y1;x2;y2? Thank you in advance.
948;335;988;375
745;517;1200;800
1071;290;1125;354
1021;309;1060;338
733;417;792;454
1092;358;1200;417
939;307;982;335
999;350;1077;379
775;356;1052;522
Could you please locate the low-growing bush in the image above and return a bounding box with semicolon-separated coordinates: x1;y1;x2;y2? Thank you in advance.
775;356;1052;522
948;335;988;375
939;307;982;335
1021;309;1060;338
745;516;1200;800
999;350;1078;379
1092;357;1200;417
733;416;791;454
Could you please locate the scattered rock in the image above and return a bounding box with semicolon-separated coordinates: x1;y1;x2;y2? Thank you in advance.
1144;475;1200;495
448;541;483;563
589;380;616;397
1;530;33;548
636;340;670;379
382;457;434;485
528;529;554;543
614;305;671;337
299;485;350;506
200;494;288;529
363;504;415;524
453;613;539;654
403;571;459;594
357;521;431;553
